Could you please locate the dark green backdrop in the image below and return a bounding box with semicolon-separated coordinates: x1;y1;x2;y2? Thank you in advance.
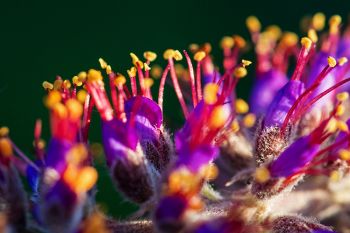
1;0;350;217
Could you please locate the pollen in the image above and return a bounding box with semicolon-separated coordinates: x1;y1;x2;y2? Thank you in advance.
127;67;137;77
106;65;112;75
194;51;206;62
63;80;71;89
78;71;87;81
53;79;63;90
338;149;350;161
0;138;12;157
168;168;198;195
301;37;312;50
130;53;140;65
143;51;157;62
144;77;154;88
144;63;151;71
52;103;68;119
66;143;88;165
336;120;348;132
0;127;9;137
98;58;108;69
220;36;235;49
203;83;219;104
281;32;298;47
114;74;126;86
66;99;83;120
242;59;252;67
234;67;248;78
45;90;61;109
329;15;342;34
335;104;345;117
338;57;348;66
243;113;256;128
201;164;219;181
312;12;325;31
246;16;261;32
37;139;46;150
307;29;318;43
254;167;270;183
336;92;349;102
235;99;249;114
231;119;240;133
233;35;246;48
173;50;183;61
330;170;341;182
266;25;282;40
42;81;54;90
163;49;175;60
87;69;103;82
209;106;230;129
72;76;83;86
327;56;337;68
326;118;338;133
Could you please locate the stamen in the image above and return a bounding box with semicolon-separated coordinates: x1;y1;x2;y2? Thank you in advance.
72;76;83;87
308;29;318;43
183;50;198;106
235;99;249;114
45;90;61;109
99;58;108;69
329;15;342;35
234;67;248;78
127;67;137;96
77;89;88;104
158;65;170;110
74;167;98;193
246;16;261;33
243;113;256;128
87;69;103;83
194;51;206;102
66;99;83;120
0;138;12;158
220;36;235;50
336;92;349;101
312;12;326;31
254;167;270;183
327;56;337;68
66;143;88;165
338;149;350;161
231;119;240;133
42;81;54;90
242;59;252;67
208;106;230;129
203;83;219;105
0;127;9;137
143;51;157;62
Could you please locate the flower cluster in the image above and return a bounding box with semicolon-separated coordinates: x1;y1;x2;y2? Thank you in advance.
1;12;350;233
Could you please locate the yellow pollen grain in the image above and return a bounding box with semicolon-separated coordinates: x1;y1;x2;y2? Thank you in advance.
78;71;87;81
52;103;68;119
77;90;88;104
234;67;248;78
144;63;151;71
255;167;270;183
75;167;98;193
143;51;157;62
312;12;326;31
66;99;83;120
0;127;10;137
106;65;112;75
335;104;345;117
326;118;338;133
144;77;154;88
330;170;340;182
37;139;46;150
266;25;282;41
127;67;137;77
338;149;350;161
87;69;103;82
220;36;235;49
42;81;54;90
0;138;13;158
114;74;126;86
63;80;71;89
281;32;298;47
45;90;61;109
337;120;348;132
173;50;183;61
130;52;140;64
53;79;63;90
235;99;249;114
246;16;261;32
231;119;240;133
67;143;88;165
242;59;252;67
329;15;342;27
203;83;219;105
336;92;349;102
338;57;348;66
163;49;175;60
327;56;337;68
307;29;318;43
72;76;83;86
98;58;108;69
233;35;246;48
209;106;230;129
201;164;219;181
301;37;312;50
194;51;206;62
243;113;256;128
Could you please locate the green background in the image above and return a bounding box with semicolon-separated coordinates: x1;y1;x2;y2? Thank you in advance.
1;0;350;217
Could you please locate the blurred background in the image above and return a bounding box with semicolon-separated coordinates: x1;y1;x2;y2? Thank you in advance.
1;0;349;217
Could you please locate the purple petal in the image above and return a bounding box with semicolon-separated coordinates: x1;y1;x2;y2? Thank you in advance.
45;138;72;174
155;195;187;221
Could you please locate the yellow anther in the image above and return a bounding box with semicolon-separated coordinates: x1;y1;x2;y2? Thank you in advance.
336;92;349;102
143;51;157;62
202;43;212;53
127;67;137;77
77;90;88;104
0;127;9;137
335;104;345;117
233;35;246;48
78;71;87;81
243;113;256;128
66;99;83;120
209;105;230;129
173;50;183;61
220;36;235;49
144;63;151;71
37;139;46;150
87;69;103;82
246;16;261;32
42;81;54;90
254;167;270;183
337;120;348;132
98;58;108;69
188;196;204;211
231;119;240;133
281;32;298;47
194;51;206;62
203;83;219;104
327;56;337;68
150;64;163;79
52;103;68;118
53;79;63;90
163;49;175;60
0;138;13;158
106;65;112;75
338;149;350;161
234;67;248;78
235;99;249;114
168;168;199;195
307;29;318;43
329;15;342;34
201;164;219;181
312;12;326;31
326;118;338;133
301;37;313;50
330;170;340;182
130;52;140;65
144;77;154;88
63;80;71;89
266;25;282;40
338;57;348;66
114;74;126;86
45;90;61;109
66;143;88;165
75;167;98;193
242;59;252;67
72;76;80;87
189;43;199;53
